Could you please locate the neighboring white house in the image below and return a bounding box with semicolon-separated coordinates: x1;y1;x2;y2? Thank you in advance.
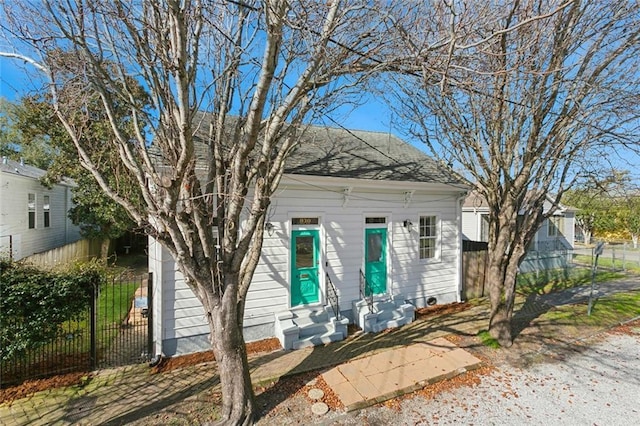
0;157;82;260
461;191;576;272
149;124;469;358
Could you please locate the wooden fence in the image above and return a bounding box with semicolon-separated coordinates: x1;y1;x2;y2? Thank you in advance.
462;240;488;299
22;239;102;268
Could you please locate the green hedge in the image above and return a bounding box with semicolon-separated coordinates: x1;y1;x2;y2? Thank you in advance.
0;260;101;361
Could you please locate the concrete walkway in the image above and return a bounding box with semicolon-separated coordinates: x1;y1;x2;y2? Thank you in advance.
322;337;481;411
1;276;638;425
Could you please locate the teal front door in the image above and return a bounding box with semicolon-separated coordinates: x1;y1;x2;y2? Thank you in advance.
365;228;387;295
291;229;320;307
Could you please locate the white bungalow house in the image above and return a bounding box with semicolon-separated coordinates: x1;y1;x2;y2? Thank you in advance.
149;124;469;357
461;191;576;273
0;157;81;260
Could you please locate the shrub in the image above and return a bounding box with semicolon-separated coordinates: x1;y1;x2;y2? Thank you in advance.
0;260;101;361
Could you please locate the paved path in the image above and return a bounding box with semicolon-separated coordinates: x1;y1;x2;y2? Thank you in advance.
327;325;640;425
1;276;638;425
322;337;481;411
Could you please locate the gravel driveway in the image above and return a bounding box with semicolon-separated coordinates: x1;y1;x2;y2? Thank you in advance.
324;327;640;425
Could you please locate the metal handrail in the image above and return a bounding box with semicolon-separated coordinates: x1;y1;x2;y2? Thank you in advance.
359;269;374;312
325;272;340;320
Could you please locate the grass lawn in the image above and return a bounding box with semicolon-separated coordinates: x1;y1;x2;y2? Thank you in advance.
516;266;626;296
573;254;640;274
96;278;140;327
539;290;640;329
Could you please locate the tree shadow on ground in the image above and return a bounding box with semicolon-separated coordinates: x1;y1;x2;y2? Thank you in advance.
511;292;555;339
254;303;490;419
98;369;220;426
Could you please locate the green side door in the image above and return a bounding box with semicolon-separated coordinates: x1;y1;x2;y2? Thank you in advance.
365;228;387;295
291;229;320;307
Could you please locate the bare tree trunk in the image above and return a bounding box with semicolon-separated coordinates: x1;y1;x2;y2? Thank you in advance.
205;273;255;425
486;252;518;347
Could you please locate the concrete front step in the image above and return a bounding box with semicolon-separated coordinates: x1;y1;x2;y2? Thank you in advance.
372;300;397;312
275;308;349;350
293;311;330;328
353;294;415;334
376;308;406;323
297;321;332;338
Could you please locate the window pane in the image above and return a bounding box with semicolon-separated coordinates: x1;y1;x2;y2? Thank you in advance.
420;238;435;259
420;216;435;237
28;193;35;229
292;217;319;225
548;217;562;237
367;233;382;262
295;236;314;268
419;215;437;259
365;217;386;224
43;196;50;228
480;214;490;242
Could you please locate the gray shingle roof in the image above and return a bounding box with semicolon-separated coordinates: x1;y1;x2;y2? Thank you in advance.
283;125;461;184
0;158;47;180
0;157;75;186
186;114;463;185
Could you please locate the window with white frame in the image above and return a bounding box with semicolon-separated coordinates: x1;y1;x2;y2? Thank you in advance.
548;216;564;237
419;215;438;259
480;213;490;242
43;195;50;228
28;193;36;229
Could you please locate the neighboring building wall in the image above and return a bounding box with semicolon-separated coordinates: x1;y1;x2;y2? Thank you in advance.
462;208;575;251
461;208;487;242
0;168;81;260
150;177;465;357
461;201;576;275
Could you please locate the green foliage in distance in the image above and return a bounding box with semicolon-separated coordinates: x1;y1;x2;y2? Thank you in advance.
3;65;147;251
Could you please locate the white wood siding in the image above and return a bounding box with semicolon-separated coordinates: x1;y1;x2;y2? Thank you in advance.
0;172;81;260
153;179;465;345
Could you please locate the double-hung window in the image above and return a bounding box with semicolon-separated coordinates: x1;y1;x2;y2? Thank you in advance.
28;193;36;229
419;215;438;260
43;195;51;228
548;216;563;237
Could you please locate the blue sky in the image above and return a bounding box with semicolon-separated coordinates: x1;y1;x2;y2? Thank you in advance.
0;54;428;152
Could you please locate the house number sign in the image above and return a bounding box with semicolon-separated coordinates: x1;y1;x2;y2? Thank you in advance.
292;217;319;225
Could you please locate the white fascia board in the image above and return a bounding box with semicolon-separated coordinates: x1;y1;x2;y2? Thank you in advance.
280;173;469;195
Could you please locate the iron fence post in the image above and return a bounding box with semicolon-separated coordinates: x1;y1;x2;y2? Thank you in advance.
90;278;98;370
147;271;153;359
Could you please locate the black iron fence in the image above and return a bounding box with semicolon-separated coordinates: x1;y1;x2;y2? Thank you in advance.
359;269;374;312
1;271;152;387
325;272;340;320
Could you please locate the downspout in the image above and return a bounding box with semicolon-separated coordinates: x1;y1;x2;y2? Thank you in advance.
65;186;69;243
456;191;468;302
151;236;164;361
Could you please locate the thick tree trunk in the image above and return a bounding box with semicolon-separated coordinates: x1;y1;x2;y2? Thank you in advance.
486;258;515;347
485;215;523;348
205;274;255;425
100;238;111;263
